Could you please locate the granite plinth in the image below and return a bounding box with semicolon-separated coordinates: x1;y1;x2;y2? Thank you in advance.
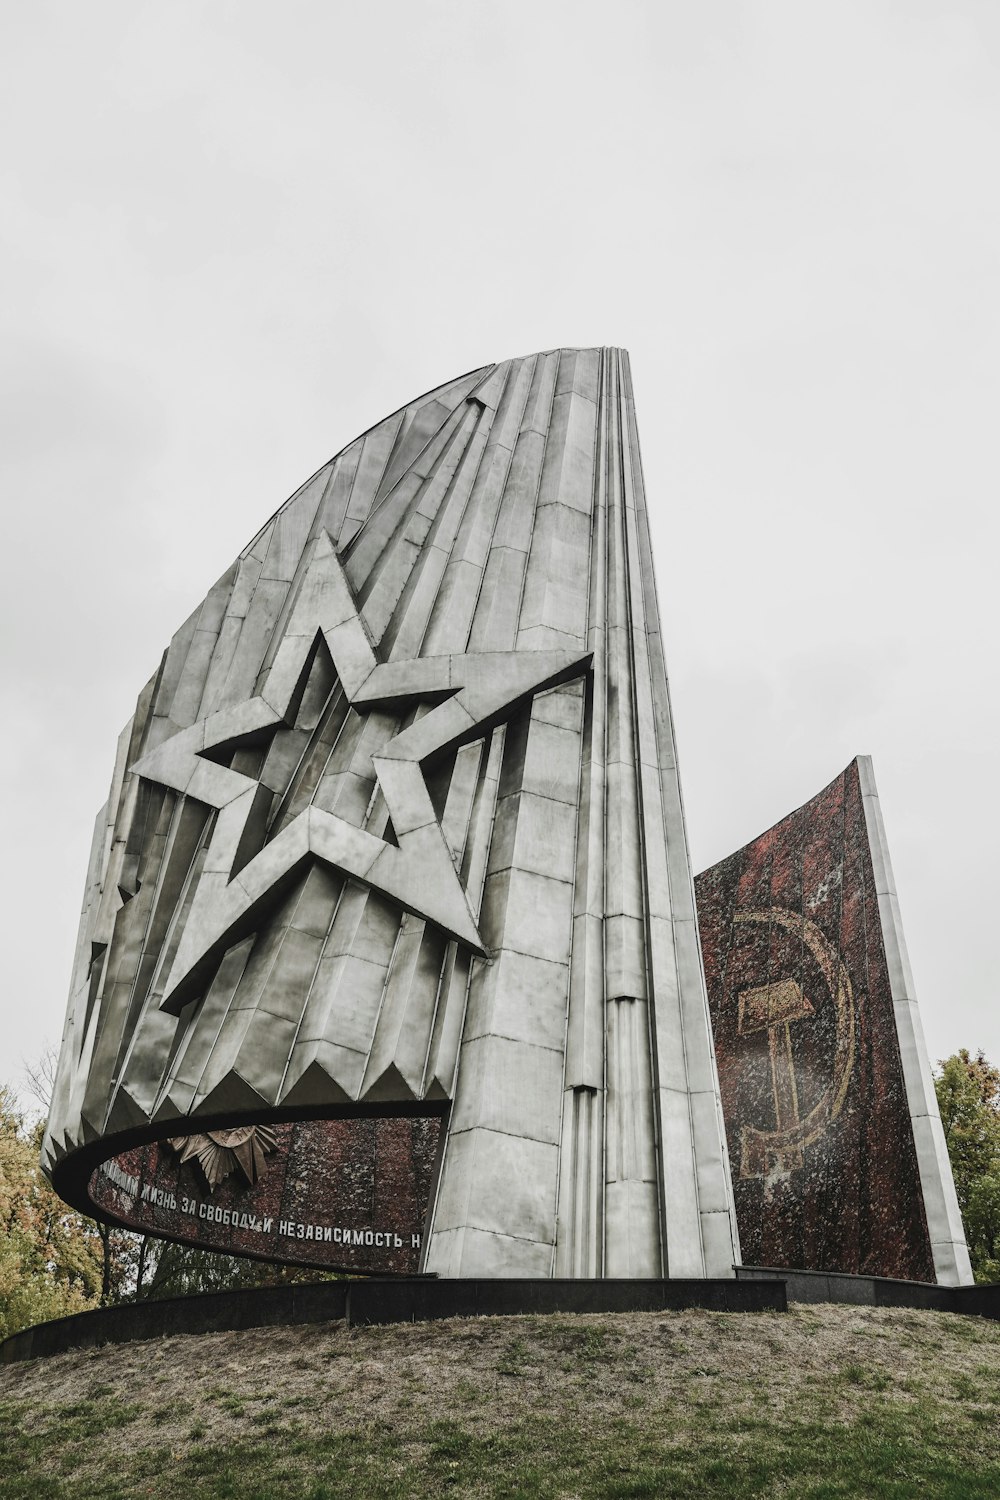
0;1278;785;1364
6;1272;997;1366
737;1265;1000;1319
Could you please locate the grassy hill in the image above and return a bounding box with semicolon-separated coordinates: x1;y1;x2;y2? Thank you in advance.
1;1302;999;1498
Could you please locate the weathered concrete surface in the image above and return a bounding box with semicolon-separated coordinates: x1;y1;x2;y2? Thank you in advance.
45;349;739;1280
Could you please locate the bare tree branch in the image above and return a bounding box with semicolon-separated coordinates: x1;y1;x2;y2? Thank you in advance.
22;1044;59;1113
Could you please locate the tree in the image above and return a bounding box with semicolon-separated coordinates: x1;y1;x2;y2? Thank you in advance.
936;1049;1000;1284
139;1240;337;1300
21;1047;58;1116
4;1051;339;1339
0;1085;104;1340
17;1049;151;1311
0;1084;296;1340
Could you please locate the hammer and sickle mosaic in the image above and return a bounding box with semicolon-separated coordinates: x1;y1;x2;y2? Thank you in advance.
733;908;855;1182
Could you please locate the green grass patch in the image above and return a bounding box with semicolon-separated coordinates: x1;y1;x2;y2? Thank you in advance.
1;1307;998;1499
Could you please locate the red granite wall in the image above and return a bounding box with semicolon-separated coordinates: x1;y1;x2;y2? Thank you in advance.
694;759;935;1282
90;1115;444;1275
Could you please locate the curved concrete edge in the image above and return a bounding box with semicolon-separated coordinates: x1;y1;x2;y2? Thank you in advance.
1;1278;782;1364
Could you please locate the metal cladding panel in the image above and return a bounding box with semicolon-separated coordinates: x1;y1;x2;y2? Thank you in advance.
43;348;739;1280
694;758;972;1286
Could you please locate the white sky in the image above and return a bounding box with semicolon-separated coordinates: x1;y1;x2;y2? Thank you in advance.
3;1;998;1100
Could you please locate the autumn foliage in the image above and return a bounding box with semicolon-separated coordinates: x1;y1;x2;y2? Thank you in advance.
935;1049;1000;1284
0;1086;106;1340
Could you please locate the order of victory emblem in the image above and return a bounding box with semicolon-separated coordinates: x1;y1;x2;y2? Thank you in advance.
165;1125;279;1191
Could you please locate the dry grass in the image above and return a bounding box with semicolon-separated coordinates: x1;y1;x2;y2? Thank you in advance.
1;1303;999;1498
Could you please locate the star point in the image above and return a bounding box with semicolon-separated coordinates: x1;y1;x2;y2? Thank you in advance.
131;539;591;1015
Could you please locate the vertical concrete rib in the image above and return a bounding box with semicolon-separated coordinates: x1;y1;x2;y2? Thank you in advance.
600;351;661;1276
619;350;739;1277
557;350;609;1276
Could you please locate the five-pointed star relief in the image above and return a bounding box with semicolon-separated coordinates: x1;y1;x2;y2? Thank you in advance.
132;531;591;1014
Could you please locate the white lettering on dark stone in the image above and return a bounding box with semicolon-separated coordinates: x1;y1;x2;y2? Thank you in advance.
107;1167;420;1252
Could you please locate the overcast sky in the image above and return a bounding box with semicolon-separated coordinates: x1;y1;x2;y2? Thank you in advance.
3;1;998;1103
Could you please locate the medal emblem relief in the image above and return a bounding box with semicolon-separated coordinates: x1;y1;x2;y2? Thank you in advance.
165;1125;280;1191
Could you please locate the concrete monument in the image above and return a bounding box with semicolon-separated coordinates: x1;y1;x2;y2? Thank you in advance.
43;348;971;1288
43;348;741;1280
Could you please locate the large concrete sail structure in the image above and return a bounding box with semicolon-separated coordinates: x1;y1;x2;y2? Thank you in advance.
44;348;740;1280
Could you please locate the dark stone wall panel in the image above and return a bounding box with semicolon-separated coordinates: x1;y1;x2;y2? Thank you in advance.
89;1116;443;1275
695;758;935;1281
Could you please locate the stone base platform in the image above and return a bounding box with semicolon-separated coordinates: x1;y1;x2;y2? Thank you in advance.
4;1271;998;1365
1;1278;781;1364
737;1265;1000;1318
